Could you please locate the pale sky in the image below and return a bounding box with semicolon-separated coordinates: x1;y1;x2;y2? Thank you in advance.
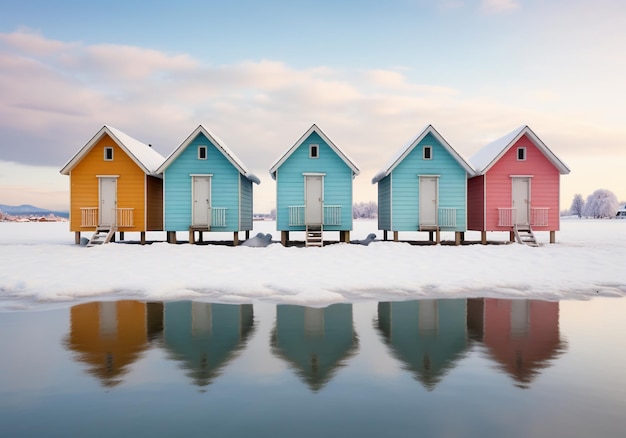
1;0;625;212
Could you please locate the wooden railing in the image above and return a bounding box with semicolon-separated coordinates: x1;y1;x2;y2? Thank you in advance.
498;207;550;227
80;207;98;227
80;207;134;227
116;208;134;228
212;207;227;227
288;205;342;226
531;207;549;227
288;206;305;226
324;205;342;226
438;208;457;228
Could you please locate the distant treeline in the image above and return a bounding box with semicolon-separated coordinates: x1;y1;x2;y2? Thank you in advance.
353;201;377;219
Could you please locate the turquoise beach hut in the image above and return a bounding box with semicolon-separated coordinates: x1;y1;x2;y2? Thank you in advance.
157;125;260;245
269;124;360;246
372;125;474;244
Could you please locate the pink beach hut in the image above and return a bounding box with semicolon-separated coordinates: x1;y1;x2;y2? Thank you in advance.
467;126;570;245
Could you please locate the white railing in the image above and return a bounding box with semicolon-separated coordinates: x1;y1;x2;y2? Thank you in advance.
289;206;305;226
324;205;342;226
498;208;517;227
531;207;549;227
438;208;457;228
212;207;227;227
81;207;98;227
116;208;134;228
288;205;342;226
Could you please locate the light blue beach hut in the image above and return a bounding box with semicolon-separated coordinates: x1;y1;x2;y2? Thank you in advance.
157;125;260;244
372;125;474;244
269;124;360;246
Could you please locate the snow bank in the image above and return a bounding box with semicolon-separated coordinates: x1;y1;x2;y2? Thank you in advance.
0;219;625;311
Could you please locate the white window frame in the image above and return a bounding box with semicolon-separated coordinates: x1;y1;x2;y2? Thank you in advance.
517;147;526;161
198;145;208;160
423;146;433;160
104;147;114;161
310;144;319;158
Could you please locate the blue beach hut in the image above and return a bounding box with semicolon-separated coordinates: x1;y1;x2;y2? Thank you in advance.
269;124;360;246
372;125;474;244
157;125;260;244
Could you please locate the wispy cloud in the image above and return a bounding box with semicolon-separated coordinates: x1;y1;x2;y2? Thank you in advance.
481;0;520;14
0;28;624;209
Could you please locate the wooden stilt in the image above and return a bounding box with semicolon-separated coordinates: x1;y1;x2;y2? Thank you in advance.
429;231;434;242
75;232;81;245
460;232;465;243
245;230;250;240
281;230;289;247
383;230;388;241
119;231;125;241
481;231;487;245
509;231;515;243
435;229;441;244
340;230;350;242
393;231;399;242
550;231;556;244
189;230;195;244
455;232;461;246
198;232;204;243
167;231;177;244
140;232;146;245
234;232;239;246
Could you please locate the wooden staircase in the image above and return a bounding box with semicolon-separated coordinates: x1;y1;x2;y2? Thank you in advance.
87;226;116;247
306;225;323;247
514;224;538;247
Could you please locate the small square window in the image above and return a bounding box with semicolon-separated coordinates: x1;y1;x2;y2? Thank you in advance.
310;144;319;158
198;146;207;160
104;147;114;161
517;147;526;161
423;146;432;160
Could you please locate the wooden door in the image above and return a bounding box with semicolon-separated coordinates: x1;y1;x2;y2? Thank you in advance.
99;177;117;226
192;176;211;227
419;176;438;229
512;177;530;226
305;175;323;225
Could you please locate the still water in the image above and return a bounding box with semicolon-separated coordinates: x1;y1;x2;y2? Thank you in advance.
1;298;625;438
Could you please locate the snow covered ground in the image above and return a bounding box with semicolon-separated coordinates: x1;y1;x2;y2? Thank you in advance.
0;219;624;311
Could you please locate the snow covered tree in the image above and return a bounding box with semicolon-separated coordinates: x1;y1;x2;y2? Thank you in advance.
569;194;585;218
582;189;619;218
353;202;377;219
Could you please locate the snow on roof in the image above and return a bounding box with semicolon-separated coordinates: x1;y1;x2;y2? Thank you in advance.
60;125;165;176
372;125;474;184
157;125;260;184
269;124;360;180
470;125;570;175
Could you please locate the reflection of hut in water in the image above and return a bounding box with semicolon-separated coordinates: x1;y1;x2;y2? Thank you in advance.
162;302;255;387
271;304;359;391
376;299;469;391
64;301;164;387
467;298;566;388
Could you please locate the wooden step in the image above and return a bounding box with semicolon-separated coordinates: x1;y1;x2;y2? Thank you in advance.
306;225;323;247
87;226;116;247
514;225;538;247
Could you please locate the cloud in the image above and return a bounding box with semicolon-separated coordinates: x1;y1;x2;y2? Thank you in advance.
481;0;520;14
0;28;625;211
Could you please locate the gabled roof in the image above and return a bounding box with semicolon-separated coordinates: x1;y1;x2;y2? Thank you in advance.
60;125;165;176
269;124;360;180
470;125;570;175
372;124;474;184
157;125;260;184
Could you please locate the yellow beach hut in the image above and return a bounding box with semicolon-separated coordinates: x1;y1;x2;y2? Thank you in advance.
60;125;165;245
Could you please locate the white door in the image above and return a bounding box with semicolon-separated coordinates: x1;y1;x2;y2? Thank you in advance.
99;177;117;226
512;177;530;226
305;175;323;225
192;176;211;227
419;176;438;229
